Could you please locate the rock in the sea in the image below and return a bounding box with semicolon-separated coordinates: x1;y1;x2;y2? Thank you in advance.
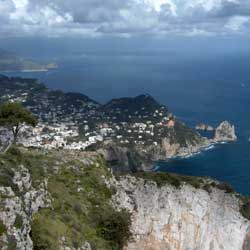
195;123;214;131
214;121;237;142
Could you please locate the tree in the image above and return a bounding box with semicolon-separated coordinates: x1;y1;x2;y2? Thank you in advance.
0;102;38;143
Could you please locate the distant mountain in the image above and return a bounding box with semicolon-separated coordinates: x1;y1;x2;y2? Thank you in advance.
0;49;57;72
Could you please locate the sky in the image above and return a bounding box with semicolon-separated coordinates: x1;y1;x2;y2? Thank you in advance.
0;0;250;39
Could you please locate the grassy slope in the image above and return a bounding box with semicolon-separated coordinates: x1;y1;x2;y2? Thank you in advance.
0;147;131;250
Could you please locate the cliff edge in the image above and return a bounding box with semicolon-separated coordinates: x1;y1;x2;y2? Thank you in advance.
114;174;250;250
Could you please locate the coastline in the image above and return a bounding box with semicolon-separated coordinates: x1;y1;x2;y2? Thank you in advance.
0;69;49;73
153;138;234;170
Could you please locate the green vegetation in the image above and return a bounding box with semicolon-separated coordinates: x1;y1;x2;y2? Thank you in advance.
0;146;51;189
14;214;23;229
134;171;204;189
134;172;237;197
216;182;234;194
240;197;250;221
97;209;132;249
170;121;201;147
31;160;131;250
0;102;37;142
0;147;132;249
0;220;7;236
0;161;18;194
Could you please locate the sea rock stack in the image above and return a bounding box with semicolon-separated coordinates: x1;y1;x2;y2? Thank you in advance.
195;123;214;131
214;121;237;142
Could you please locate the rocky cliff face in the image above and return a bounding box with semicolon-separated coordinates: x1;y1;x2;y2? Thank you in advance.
0;165;51;249
98;135;210;173
114;176;250;250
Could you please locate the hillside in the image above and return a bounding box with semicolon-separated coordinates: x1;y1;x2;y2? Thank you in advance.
0;49;57;72
0;75;212;171
0;75;237;172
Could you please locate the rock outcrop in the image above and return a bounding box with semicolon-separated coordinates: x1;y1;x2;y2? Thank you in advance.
0;148;129;250
0;166;51;250
213;121;237;142
114;176;250;250
196;123;214;131
98;135;210;173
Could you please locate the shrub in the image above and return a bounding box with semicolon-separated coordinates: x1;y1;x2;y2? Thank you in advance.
135;171;203;189
0;220;6;236
216;182;234;193
97;209;132;250
14;214;23;229
240;197;250;221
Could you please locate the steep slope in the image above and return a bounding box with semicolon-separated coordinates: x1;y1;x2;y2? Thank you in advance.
0;147;131;250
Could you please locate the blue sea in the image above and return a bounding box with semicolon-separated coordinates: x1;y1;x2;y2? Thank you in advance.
3;49;250;194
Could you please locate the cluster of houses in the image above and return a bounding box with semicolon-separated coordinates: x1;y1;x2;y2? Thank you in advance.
16;123;101;150
0;77;178;151
0;102;176;151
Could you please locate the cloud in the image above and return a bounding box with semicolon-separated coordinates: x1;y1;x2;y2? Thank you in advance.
0;0;249;38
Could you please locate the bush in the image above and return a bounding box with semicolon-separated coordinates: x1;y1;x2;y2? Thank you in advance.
14;214;23;229
216;182;234;193
97;209;132;250
135;171;203;189
0;220;6;236
240;197;250;221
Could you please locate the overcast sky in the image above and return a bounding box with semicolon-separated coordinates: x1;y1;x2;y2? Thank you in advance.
0;0;250;39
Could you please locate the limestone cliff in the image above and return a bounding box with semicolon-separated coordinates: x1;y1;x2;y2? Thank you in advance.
113;175;250;250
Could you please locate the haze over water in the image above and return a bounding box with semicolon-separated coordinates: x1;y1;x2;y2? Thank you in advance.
3;46;250;194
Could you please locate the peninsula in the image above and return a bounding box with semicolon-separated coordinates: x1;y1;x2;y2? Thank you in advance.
0;49;58;72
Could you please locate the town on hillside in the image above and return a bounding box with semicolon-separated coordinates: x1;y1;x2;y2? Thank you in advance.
0;75;198;151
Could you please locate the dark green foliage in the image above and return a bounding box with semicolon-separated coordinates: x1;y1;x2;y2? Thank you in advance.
0;160;19;194
170;121;200;147
1;146;47;188
14;214;23;229
135;171;203;189
0;220;6;236
240;197;250;221
216;182;234;193
203;183;213;193
0;102;37;142
97;209;132;250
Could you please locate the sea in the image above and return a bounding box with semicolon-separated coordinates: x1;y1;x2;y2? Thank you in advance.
2;48;250;194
